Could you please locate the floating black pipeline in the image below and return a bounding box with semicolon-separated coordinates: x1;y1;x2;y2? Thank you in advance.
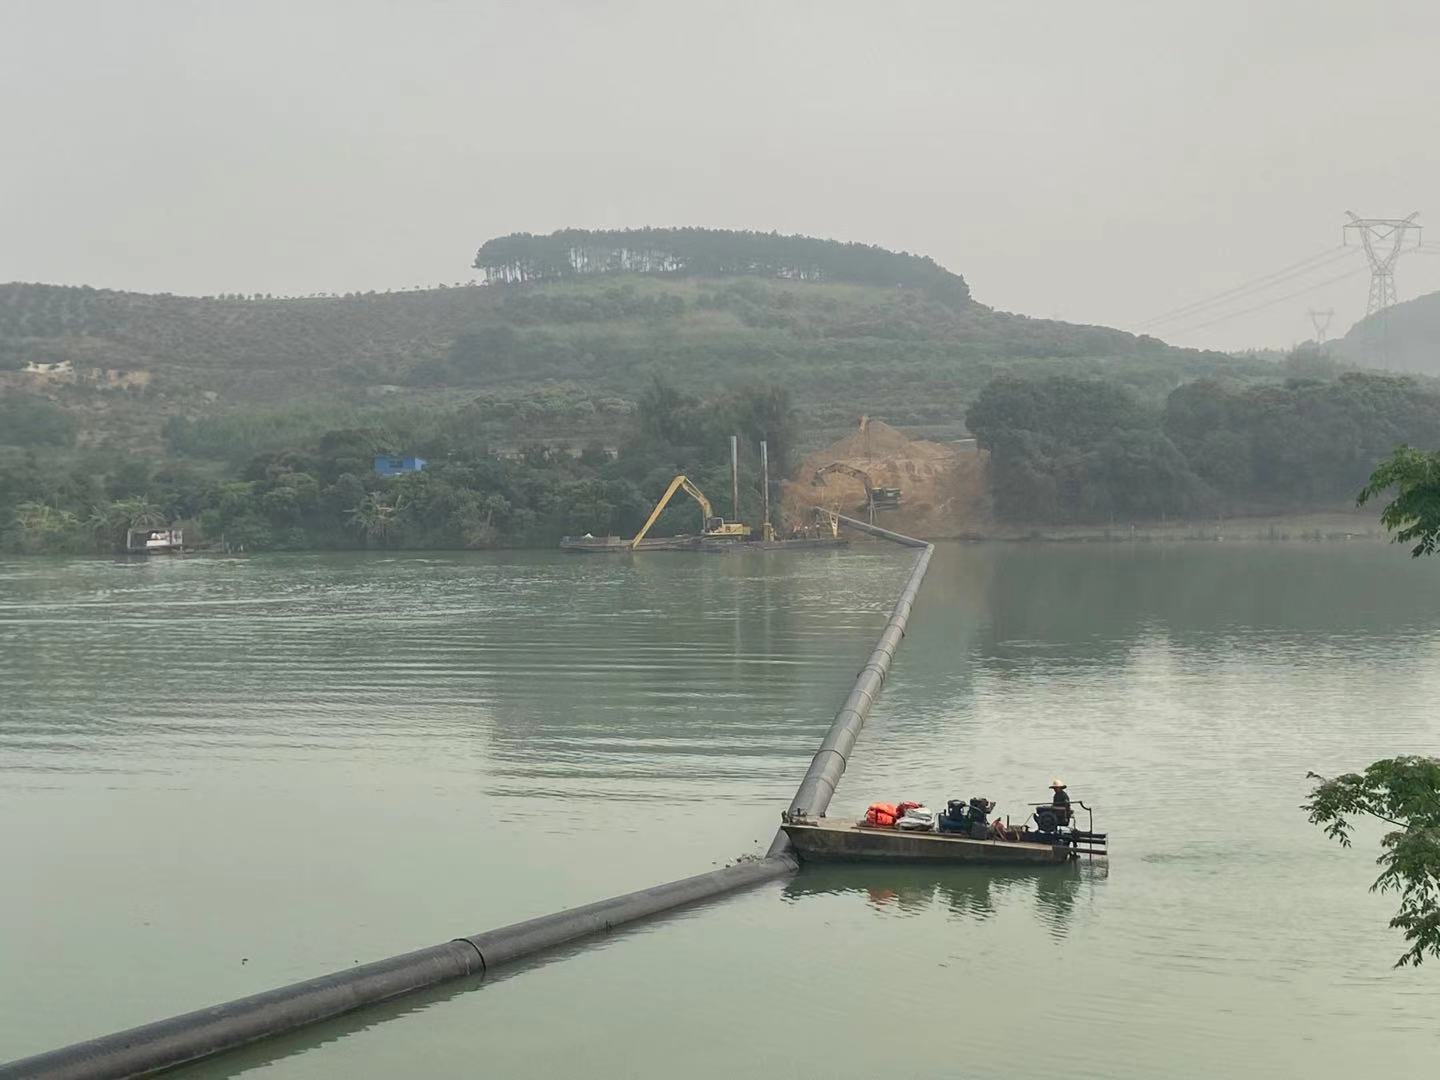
3;518;933;1080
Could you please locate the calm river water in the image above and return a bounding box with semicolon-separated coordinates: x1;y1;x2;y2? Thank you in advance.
2;543;1438;1077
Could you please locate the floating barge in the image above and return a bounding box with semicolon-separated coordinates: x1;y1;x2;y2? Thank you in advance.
563;448;853;555
123;527;185;555
700;536;850;553
560;535;694;553
560;535;849;554
781;816;1101;865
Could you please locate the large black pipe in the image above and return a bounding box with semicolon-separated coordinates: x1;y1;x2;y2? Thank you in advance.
767;513;933;857
0;942;485;1080
3;518;933;1080
0;860;796;1080
824;512;932;551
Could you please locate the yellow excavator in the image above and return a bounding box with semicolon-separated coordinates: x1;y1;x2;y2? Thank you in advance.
631;475;752;550
812;462;901;523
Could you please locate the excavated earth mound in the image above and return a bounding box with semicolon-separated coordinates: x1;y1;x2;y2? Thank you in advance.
782;419;990;539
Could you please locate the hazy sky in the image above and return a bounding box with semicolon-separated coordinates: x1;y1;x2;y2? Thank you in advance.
4;0;1440;351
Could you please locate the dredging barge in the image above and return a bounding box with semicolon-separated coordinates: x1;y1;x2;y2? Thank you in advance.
562;434;856;555
781;801;1108;866
560;533;849;554
561;469;849;554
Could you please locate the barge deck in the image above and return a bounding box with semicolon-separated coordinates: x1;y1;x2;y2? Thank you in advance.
560;535;849;554
781;817;1075;865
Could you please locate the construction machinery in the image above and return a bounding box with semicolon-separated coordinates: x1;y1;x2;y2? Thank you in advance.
630;475;751;550
812;462;901;523
813;507;841;539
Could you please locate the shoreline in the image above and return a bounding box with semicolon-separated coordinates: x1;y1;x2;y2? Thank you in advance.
0;511;1393;558
932;510;1388;545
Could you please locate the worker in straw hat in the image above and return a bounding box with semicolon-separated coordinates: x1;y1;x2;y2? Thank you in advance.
1048;777;1072;824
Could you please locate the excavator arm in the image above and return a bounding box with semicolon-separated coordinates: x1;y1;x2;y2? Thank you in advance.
631;475;714;549
812;461;899;522
678;477;713;519
813;462;875;501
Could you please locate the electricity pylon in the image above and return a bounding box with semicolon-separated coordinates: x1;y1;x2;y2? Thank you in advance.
1307;307;1334;344
1343;211;1421;315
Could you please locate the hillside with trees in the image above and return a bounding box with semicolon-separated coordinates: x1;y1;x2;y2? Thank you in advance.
0;379;794;555
967;370;1440;524
8;227;1428;549
1336;290;1440;376
472;228;971;303
0;229;1272;460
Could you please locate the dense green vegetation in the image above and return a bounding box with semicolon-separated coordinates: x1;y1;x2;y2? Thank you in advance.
1305;448;1440;967
0;394;75;447
967;366;1440;523
1306;754;1440;968
474;227;971;304
1358;444;1440;556
158;384;635;464
0;381;794;554
0;229;1274;459
5;228;1427;545
0;269;1242;443
11;358;1432;551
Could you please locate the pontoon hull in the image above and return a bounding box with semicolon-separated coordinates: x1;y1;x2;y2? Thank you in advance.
782;819;1073;865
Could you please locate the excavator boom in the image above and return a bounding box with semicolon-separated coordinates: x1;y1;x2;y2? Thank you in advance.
631;474;746;549
678;477;713;518
813;462;875;500
812;461;901;521
631;475;689;548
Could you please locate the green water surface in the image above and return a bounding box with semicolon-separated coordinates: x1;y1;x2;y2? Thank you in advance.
2;543;1437;1077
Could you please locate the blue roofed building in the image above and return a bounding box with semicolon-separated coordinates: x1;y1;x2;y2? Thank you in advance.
373;454;426;478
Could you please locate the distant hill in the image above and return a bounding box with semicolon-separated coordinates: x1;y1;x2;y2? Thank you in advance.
472;227;972;303
1336;291;1440;375
0;228;1274;455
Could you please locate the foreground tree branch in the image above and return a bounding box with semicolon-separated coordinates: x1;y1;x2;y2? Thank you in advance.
1357;445;1440;557
1304;757;1440;967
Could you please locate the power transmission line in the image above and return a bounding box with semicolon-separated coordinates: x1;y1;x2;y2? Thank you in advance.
1139;246;1352;327
1138;246;1353;329
1343;211;1422;315
1307;307;1334;344
1167;264;1369;334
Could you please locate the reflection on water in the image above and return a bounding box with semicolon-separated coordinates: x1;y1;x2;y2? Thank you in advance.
784;862;1104;937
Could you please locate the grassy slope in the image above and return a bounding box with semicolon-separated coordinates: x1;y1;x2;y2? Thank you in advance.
0;274;1277;455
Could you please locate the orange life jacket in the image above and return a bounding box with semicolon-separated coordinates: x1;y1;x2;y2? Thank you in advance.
865;802;899;827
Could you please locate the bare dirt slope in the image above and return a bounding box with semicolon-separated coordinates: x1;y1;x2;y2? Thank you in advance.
783;418;991;539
